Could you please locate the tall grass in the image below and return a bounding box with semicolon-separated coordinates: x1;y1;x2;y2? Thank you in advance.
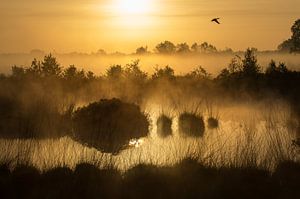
0;100;297;172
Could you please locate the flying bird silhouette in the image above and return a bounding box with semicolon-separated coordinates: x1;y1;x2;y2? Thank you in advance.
211;18;221;24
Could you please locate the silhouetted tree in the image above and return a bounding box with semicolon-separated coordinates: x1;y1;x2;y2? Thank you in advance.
26;58;42;77
190;42;218;53
106;65;124;80
241;48;260;76
11;65;25;79
266;60;289;75
199;42;217;53
63;65;77;80
228;56;242;73
152;66;175;80
277;62;289;73
63;65;85;81
291;19;300;53
96;49;107;55
187;66;211;79
191;43;199;53
124;60;147;82
86;71;96;80
176;43;190;53
265;60;277;74
136;46;148;55
216;68;230;79
41;54;62;77
155;41;176;54
223;47;234;53
278;39;294;52
278;19;300;53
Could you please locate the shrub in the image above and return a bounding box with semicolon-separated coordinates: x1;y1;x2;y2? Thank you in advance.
207;117;219;129
178;112;205;137
11;165;41;199
241;48;260;76
0;96;67;139
156;115;172;138
72;98;149;154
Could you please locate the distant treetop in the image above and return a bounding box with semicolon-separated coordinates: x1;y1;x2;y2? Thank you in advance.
278;19;300;53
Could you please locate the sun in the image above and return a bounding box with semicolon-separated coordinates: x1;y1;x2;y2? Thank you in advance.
113;0;152;15
104;0;158;28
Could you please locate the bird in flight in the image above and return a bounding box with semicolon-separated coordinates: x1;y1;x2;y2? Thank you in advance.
211;18;221;24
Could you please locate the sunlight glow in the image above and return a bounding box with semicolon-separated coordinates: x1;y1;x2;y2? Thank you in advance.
113;0;153;15
106;0;157;28
129;138;144;148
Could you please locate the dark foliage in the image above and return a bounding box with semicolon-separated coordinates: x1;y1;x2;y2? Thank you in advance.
156;115;173;138
0;161;299;199
207;117;219;129
72;98;150;154
178;112;205;137
11;165;41;199
40;167;73;199
278;19;300;53
0;96;69;139
73;163;122;199
155;41;176;54
1;49;300;141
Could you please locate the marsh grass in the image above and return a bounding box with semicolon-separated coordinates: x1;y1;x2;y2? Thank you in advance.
156;114;173;138
0;106;298;173
178;112;205;137
205;100;220;129
0;97;298;176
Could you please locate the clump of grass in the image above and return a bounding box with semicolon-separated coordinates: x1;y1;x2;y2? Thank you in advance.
0;96;68;139
156;114;172;138
178;112;205;137
205;100;220;129
207;117;219;129
72;98;150;154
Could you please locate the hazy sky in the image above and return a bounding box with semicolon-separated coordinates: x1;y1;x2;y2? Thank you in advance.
1;0;299;53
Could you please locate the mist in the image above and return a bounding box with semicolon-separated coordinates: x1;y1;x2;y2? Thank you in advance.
1;51;300;76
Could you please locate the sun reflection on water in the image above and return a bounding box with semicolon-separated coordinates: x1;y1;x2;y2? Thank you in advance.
129;138;144;148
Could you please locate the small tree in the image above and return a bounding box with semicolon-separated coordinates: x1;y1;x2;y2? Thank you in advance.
124;60;147;82
11;65;25;78
241;48;260;76
96;49;106;55
187;66;211;79
86;71;96;80
26;58;42;77
136;46;148;54
41;54;62;77
277;62;288;73
278;39;294;52
291;19;300;53
176;43;191;53
152;66;175;80
216;68;230;79
265;60;277;74
199;42;217;53
63;65;86;81
228;56;242;73
155;41;176;54
106;65;124;80
266;60;289;74
191;43;199;53
278;19;300;53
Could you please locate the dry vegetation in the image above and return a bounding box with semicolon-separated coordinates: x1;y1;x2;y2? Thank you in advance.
0;48;299;199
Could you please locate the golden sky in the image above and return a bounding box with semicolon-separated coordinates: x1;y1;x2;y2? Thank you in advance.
1;0;299;53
